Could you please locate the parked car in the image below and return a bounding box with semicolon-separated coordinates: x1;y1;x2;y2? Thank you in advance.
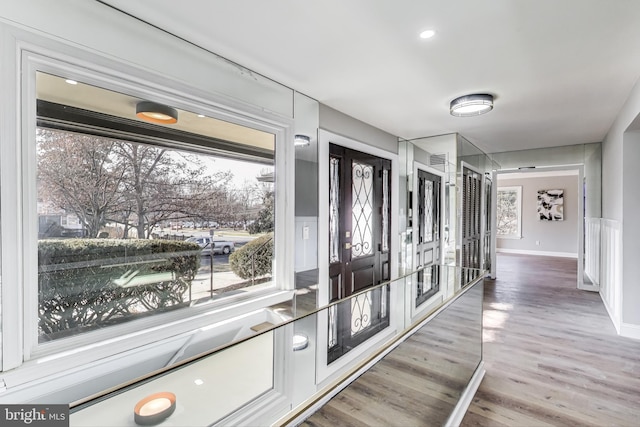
185;236;234;255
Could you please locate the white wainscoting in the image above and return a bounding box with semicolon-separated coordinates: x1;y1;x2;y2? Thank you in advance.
585;218;601;286
599;219;622;333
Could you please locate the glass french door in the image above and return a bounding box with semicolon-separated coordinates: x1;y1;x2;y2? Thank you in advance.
327;144;391;363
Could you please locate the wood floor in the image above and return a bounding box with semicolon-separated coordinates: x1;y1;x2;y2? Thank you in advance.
302;277;484;427
301;253;640;426
462;253;640;426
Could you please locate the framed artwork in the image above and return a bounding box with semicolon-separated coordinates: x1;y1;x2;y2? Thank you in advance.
537;189;564;221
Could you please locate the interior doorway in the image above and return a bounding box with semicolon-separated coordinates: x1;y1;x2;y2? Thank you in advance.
492;166;593;291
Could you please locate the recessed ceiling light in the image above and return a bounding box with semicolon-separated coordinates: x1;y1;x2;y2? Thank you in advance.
419;30;436;39
197;114;205;118
65;79;78;85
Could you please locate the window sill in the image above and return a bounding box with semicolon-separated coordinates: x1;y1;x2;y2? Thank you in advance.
497;235;522;240
1;288;294;402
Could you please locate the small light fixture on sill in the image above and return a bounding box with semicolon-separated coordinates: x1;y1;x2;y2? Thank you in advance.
136;101;178;124
450;93;494;117
293;333;309;351
294;134;311;147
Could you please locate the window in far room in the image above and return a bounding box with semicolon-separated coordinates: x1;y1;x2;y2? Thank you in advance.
496;186;522;239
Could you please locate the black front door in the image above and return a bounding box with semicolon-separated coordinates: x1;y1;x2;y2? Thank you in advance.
415;168;442;306
328;144;391;363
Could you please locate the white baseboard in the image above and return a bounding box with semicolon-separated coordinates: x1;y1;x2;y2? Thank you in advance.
496;248;577;258
620;322;640;340
599;292;621;334
445;361;485;427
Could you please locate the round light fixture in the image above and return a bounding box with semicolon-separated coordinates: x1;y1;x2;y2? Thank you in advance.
134;392;176;425
293;333;309;351
136;101;178;124
450;94;494;117
419;29;436;39
65;79;78;85
294;134;311;147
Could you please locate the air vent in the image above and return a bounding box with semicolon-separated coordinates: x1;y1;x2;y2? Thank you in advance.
430;153;448;166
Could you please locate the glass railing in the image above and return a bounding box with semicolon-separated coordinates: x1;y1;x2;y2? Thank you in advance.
69;266;484;426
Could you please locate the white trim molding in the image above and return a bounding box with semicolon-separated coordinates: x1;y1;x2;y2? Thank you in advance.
496;248;578;258
445;361;485;427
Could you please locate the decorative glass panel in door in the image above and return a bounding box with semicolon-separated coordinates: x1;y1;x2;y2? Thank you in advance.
416;169;442;307
483;173;492;273
328;144;391;363
461;164;482;284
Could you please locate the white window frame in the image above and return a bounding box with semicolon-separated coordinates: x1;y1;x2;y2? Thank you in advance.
496;186;522;239
1;40;295;387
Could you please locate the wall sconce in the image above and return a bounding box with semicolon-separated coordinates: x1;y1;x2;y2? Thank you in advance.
136;101;178;124
294;134;311;147
450;94;494;117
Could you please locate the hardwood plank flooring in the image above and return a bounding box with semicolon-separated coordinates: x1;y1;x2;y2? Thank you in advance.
462;253;640;427
301;254;640;426
302;279;483;427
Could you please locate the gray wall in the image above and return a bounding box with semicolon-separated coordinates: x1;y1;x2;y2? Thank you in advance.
497;175;579;255
622;131;640;324
491;143;601;218
319;104;399;154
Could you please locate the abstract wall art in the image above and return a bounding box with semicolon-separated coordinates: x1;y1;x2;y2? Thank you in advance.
537;189;564;221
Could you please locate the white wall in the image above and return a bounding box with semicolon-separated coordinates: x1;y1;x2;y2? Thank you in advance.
0;0;294;118
497;174;579;256
602;75;640;336
622;131;640;328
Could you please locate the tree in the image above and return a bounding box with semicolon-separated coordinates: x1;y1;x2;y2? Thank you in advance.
232;180;262;229
248;190;274;234
37;129;126;237
38;128;250;239
496;189;519;236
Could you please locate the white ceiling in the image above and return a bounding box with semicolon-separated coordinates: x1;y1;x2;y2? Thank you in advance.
99;0;640;154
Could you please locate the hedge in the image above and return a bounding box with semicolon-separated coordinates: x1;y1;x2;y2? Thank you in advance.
38;238;200;341
229;233;273;280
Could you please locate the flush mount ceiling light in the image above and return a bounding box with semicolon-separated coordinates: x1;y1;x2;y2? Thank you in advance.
136;101;178;124
419;29;436;39
294;134;311;147
450;94;494;117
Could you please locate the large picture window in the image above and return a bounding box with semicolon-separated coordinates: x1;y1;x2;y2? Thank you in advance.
31;70;278;350
496;186;522;239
